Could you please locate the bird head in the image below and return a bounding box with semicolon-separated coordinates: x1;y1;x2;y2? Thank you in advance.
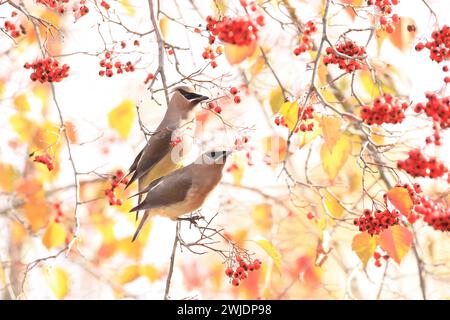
196;150;231;166
170;86;209;111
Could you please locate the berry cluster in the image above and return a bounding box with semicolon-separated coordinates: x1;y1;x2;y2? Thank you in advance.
415;196;450;232
98;52;136;77
36;0;69;13
104;170;128;206
360;94;409;125
33;153;55;171
373;251;390;267
414;93;450;129
367;0;399;12
225;256;261;287
229;87;241;104
202;46;223;69
205;15;262;46
323;40;365;73
239;0;262;12
293;21;317;56
4;12;25;38
73;1;89;20
53;203;64;223
233;136;249;151
415;25;450;63
397;149;448;179
24;57;70;83
207;101;222;114
274;105;315;132
367;0;400;33
354;208;400;236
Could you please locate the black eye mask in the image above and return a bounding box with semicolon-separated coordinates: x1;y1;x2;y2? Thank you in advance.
178;89;209;102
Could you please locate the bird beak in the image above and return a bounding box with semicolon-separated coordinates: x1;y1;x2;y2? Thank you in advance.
179;90;209;103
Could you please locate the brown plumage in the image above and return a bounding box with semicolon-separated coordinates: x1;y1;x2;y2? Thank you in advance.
130;151;230;242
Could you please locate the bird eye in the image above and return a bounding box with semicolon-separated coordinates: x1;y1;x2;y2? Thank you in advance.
210;152;216;158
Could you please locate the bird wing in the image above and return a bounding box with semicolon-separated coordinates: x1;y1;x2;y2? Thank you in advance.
130;168;193;242
125;126;174;189
129;167;193;212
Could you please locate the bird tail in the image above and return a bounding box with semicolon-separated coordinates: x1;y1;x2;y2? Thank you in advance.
132;211;151;242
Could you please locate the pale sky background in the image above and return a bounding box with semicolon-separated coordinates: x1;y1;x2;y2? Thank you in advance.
1;0;450;299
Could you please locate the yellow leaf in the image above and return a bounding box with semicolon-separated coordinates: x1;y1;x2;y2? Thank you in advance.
139;265;160;282
278;101;298;132
322;190;345;218
253;237;282;272
14;94;30;112
225;40;257;65
386;187;413;217
108;100;136;139
0;163;18;192
229;154;245;186
213;0;227;15
42;222;67;250
252;204;272;231
45;267;69;299
378;225;413;264
159;17;169;40
120;0;135;16
320;116;342;150
352;232;377;267
269;88;284;114
249;56;266;76
118;265;140;284
370;127;385;145
10;114;33;142
320;135;352;181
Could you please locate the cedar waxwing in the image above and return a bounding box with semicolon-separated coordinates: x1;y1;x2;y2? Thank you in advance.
130;150;230;241
126;86;209;219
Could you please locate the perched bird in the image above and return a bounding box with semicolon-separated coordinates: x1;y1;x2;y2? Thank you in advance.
126;86;209;219
130;150;230;241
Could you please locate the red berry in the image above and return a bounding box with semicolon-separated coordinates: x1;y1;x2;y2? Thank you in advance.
234;95;241;104
230;87;238;95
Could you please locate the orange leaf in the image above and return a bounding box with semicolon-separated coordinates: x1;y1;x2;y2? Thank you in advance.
224;40;257;65
388;17;416;52
386;187;413;217
352;232;377;267
65;122;78;144
42;221;67;250
378;225;413;264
